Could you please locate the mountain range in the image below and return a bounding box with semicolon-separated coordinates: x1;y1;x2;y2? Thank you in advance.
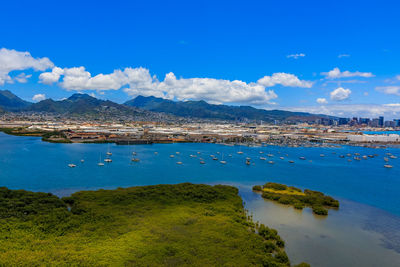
0;90;330;122
124;95;329;122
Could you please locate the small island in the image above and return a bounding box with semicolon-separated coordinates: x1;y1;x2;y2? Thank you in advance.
253;182;339;215
0;183;308;266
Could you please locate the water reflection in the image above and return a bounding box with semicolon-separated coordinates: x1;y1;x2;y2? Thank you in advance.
241;188;400;267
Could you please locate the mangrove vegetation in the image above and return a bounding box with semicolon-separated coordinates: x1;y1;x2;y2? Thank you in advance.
0;183;308;266
253;182;339;215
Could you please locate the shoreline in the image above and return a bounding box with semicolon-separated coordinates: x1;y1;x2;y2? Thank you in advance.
1;127;400;148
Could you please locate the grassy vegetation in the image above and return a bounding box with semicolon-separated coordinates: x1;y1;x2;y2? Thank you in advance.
253;182;339;216
0;184;308;266
0;127;71;143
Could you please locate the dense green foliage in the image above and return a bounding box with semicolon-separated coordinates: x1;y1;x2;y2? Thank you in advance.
254;182;339;216
125;95;329;122
0;183;307;266
0;127;71;143
253;185;262;191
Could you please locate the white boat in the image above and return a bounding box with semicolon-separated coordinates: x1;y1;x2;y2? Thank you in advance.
170;155;175;158
320;154;325;157
98;154;104;166
104;158;112;163
279;157;284;160
176;161;183;165
131;158;140;162
390;155;397;159
80;159;84;163
259;157;266;160
106;144;112;156
299;157;306;160
237;151;244;154
68;163;76;168
220;160;227;164
268;161;274;164
132;152;137;156
384;165;393;168
200;161;205;164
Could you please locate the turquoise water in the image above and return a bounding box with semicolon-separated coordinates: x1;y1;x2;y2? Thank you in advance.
362;130;400;135
1;132;400;266
1;132;399;215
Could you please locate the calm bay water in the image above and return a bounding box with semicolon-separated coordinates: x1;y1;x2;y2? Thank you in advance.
1;132;400;266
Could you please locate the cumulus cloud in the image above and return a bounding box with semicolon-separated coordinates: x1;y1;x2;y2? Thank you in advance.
39;67;64;85
39;66;314;105
330;87;351;101
257;73;313;88
0;48;53;85
286;53;305;59
32;93;46;102
155;72;278;105
375;86;400;96
321;67;374;79
14;73;32;83
316;98;328;104
285;104;400;119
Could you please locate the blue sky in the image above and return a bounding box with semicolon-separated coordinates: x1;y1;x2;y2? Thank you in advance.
1;0;400;118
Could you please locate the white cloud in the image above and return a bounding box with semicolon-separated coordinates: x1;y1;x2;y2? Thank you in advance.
396;75;400;81
153;72;278;105
257;73;313;88
0;48;53;85
316;98;328;104
39;67;64;85
14;73;32;83
375;86;400;96
286;53;305;59
321;67;374;79
32;93;46;102
338;54;350;58
40;66;315;105
330;87;351;101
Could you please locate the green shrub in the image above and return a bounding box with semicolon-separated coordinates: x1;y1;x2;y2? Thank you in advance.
275;251;290;264
263;182;287;191
312;205;328;215
252;185;262;191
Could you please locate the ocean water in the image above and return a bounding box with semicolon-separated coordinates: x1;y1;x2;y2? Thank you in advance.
1;132;400;266
362;131;400;135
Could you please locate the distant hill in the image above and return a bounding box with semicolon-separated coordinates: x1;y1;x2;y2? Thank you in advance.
125;95;328;122
0;90;32;111
27;93;145;118
1;90;333;122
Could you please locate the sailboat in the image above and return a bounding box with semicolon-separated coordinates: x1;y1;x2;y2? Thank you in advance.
220;154;227;164
237;144;243;154
98;154;104;166
106;143;112;156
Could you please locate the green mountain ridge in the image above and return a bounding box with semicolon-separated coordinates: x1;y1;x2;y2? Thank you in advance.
125;95;332;122
0;90;333;122
0;90;32;111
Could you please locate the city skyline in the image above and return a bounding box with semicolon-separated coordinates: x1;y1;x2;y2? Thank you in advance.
1;0;400;119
